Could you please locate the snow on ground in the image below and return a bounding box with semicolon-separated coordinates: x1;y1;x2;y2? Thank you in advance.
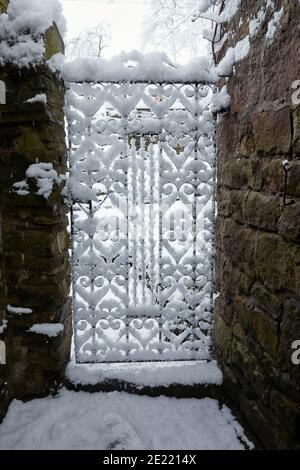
66;359;223;388
0;389;252;450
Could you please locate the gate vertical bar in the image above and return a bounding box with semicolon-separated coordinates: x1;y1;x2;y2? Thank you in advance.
140;136;146;305
157;83;164;352
148;143;155;306
123;115;130;356
210;96;218;350
191;83;200;340
68;114;79;363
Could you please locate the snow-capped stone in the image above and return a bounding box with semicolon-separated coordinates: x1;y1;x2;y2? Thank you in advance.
28;323;64;338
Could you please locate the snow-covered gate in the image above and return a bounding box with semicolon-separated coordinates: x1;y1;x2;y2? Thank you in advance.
66;75;216;363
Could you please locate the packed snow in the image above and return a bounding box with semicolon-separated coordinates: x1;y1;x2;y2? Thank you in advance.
282;159;290;169
47;51;65;73
0;34;45;68
66;360;223;388
249;9;266;38
211;85;231;112
12;180;29;196
0;319;8;335
13;163;64;199
0;0;65;67
7;305;32;315
0;80;6;104
234;36;251;63
28;323;64;338
0;340;5;364
266;0;275;10
0;0;66;36
216;35;250;76
216;48;235;76
0;388;253;450
265;7;284;43
25;93;47;104
26;163;59;199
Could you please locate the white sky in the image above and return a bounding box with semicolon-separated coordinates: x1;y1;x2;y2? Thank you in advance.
61;0;148;58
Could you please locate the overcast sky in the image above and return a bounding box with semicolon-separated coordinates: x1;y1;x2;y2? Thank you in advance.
61;0;148;57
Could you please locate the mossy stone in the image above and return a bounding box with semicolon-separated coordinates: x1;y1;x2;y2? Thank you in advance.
44;23;65;61
0;0;8;13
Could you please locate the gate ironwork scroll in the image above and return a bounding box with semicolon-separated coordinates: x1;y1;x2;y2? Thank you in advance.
67;79;216;363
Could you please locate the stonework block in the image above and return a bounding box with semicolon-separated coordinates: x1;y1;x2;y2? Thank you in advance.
287;160;300;198
245;191;281;231
254;233;300;291
292;103;300;156
252;108;291;156
278;202;300;242
249;309;279;358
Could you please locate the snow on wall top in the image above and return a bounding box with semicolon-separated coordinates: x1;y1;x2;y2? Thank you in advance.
0;0;66;67
61;51;218;84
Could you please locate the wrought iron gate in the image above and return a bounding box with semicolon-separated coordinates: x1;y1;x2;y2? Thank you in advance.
66;79;216;363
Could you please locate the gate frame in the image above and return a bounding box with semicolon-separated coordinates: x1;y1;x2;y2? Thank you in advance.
66;78;217;364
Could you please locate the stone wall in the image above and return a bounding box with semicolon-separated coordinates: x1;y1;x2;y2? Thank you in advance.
0;1;72;418
213;0;300;449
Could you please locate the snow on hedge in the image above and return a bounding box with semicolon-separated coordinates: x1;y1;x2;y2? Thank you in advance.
28;323;64;338
0;0;66;67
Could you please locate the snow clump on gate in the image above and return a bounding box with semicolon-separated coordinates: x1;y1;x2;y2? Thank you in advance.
60;50;218;84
